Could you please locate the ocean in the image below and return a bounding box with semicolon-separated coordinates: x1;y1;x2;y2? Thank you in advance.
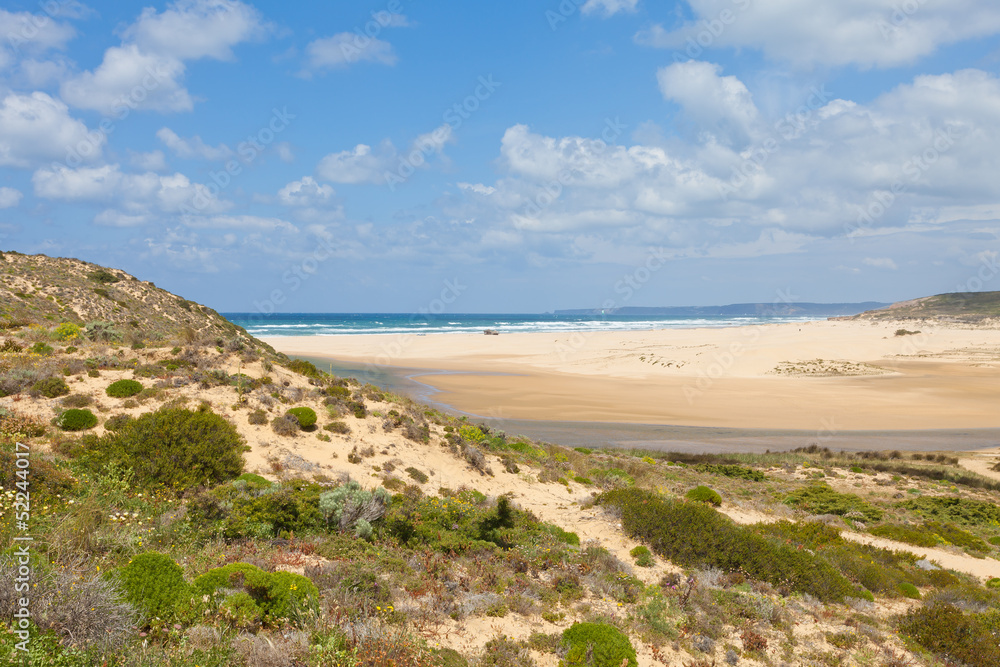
223;312;820;338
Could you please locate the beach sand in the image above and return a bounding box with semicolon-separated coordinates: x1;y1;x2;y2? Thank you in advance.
262;319;1000;431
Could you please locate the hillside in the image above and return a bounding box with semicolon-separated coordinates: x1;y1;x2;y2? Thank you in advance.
851;291;1000;322
0;250;271;353
1;257;1000;667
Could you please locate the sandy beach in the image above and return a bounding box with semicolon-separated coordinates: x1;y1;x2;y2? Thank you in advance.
262;319;1000;431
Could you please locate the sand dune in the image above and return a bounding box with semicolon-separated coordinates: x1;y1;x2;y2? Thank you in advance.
264;319;1000;430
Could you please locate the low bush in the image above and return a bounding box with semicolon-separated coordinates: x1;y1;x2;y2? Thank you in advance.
104;414;133;432
324;420;350;434
286;406;317;429
478;634;535;667
190;562;318;627
106;379;143;398
113;552;189;622
561;622;637;667
897;496;1000;527
405;466;429;484
784;483;883;521
247;409;268;425
630;545;654;567
898;582;921;599
694;464;766;481
62;393;93;408
319;481;391;536
31;376;70;398
56;408;98;431
53;322;81;341
272;414;301;436
686;485;722;506
600;488;860;602
286;358;321;378
870;523;938;547
898;603;1000;667
75;406;248;492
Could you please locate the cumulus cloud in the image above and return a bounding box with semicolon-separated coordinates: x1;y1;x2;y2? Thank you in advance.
0;92;103;167
452;67;1000;262
156;127;233;160
278;176;335;206
316;124;454;186
581;0;640;17
0;187;22;209
32;163;231;225
304;33;397;71
635;0;1000;69
61;0;268;114
0;9;76;69
657;61;760;146
129;149;168;171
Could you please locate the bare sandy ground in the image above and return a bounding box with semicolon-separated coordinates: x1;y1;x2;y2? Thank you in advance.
263;319;1000;430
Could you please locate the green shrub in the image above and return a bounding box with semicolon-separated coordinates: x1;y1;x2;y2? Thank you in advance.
56;408;98;431
560;622;637;667
104;414;133;432
324;420;350;434
84;321;121;342
600;488;859;603
478;634;534;667
405;467;429;484
62;393;93;408
32;376;70;398
898;582;921;599
869;523;938;547
88;269;120;284
30;342;54;355
106;379;143;398
899;603;1000;667
686;485;722;506
248;409;268;425
319;481;391;535
898;496;1000;527
54;322;81;341
191;562;318;626
986;578;1000;589
286;406;317;429
77;406;248;492
694;464;766;481
286;358;321;378
784;483;883;521
326;385;350;399
114;552;189;621
629;545;654;567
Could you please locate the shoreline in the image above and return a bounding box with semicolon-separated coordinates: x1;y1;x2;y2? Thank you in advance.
261;318;1000;434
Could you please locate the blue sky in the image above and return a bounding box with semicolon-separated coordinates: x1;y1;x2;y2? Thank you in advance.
1;0;999;313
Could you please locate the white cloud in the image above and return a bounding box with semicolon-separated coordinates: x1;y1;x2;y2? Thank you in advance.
0;9;76;66
453;67;1000;261
581;0;639;17
0;92;103;167
278;177;335;206
61;0;268;114
156;127;233;160
657;61;760;146
121;0;268;60
0;187;22;208
32;163;231;223
458;183;496;196
304;33;396;71
635;0;1000;69
129;149;168;171
60;45;192;113
180;214;298;233
863;257;898;269
316;125;454;185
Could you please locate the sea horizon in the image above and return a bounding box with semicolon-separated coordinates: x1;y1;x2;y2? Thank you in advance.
224;312;824;338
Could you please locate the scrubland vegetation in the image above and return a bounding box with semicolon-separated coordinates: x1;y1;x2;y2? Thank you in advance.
2;255;1000;666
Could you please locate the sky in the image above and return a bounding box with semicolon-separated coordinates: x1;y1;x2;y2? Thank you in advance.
1;0;1000;314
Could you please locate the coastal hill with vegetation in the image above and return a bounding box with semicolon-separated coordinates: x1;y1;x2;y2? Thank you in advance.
850;291;1000;323
2;252;1000;667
